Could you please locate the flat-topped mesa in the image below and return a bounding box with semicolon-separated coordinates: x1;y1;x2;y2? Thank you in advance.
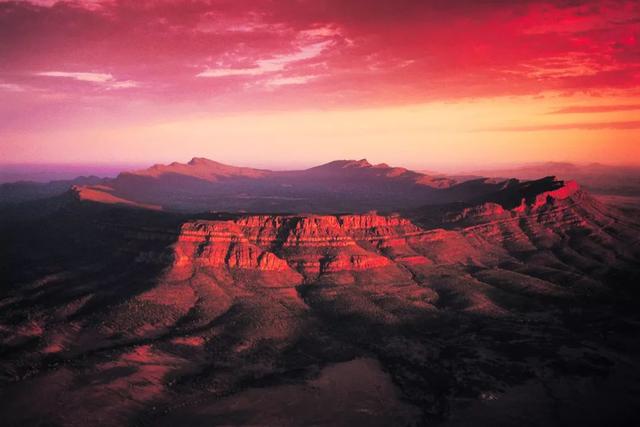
173;221;291;272
284;215;421;247
179;214;422;245
229;214;422;245
172;214;422;276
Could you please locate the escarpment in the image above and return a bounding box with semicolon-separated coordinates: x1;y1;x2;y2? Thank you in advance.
165;179;636;283
171;214;420;279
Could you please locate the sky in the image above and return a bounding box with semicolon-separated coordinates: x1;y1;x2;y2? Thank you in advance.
0;0;639;171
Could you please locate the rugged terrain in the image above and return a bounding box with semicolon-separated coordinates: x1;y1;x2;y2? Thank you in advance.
1;162;640;426
70;158;461;213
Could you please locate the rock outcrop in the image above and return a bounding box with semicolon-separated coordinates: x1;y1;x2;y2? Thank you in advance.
172;214;422;279
167;180;622;283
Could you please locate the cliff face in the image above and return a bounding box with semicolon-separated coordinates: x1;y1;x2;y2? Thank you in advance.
167;180;634;282
172;214;420;279
70;158;461;213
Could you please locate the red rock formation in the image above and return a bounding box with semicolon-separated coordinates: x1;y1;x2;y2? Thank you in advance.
508;180;581;213
531;180;580;208
171;214;424;280
149;176;619;292
174;221;291;272
169;181;597;280
322;254;392;272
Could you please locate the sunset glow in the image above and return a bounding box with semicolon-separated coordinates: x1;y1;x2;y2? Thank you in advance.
1;0;639;168
3;3;640;425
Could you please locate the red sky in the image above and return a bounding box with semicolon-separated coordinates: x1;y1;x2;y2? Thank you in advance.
0;0;639;169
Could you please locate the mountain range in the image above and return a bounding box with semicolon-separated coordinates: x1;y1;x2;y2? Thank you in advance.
1;158;640;426
70;157;458;213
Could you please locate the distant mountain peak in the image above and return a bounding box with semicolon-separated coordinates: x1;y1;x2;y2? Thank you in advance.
124;158;269;181
187;157;219;166
314;159;373;169
349;158;372;168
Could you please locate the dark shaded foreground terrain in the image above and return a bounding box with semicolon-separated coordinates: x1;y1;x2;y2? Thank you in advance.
1;175;640;426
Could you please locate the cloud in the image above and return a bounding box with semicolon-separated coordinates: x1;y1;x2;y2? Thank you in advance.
109;80;138;89
265;75;318;87
0;0;638;112
22;0;106;9
548;104;640;114
35;71;138;89
196;68;262;78
0;82;25;92
481;120;640;132
197;41;330;78
37;71;114;83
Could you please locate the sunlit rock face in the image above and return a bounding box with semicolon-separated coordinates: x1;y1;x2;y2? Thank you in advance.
168;179;623;284
172;214;419;280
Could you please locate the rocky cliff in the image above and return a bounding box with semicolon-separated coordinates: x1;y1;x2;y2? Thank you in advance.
167;179;637;283
172;214;420;279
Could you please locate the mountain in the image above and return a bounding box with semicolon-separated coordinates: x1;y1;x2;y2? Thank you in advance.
71;158;458;213
131;157;270;180
1;161;640;426
0;175;108;205
471;162;640;197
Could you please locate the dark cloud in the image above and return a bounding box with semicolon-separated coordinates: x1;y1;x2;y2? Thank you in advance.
482;120;640;131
